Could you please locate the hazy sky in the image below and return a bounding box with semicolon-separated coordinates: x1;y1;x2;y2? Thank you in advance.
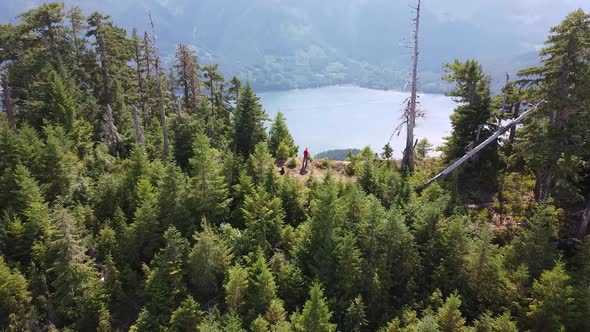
426;0;590;33
2;0;589;64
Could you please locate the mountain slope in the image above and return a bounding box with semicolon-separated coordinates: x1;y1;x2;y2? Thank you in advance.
1;0;588;92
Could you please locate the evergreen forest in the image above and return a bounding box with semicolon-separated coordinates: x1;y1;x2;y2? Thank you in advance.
1;3;590;332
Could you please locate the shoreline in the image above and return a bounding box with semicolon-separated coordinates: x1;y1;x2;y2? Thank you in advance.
256;84;449;96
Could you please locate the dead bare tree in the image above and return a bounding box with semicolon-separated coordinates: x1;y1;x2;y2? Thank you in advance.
131;105;146;147
102;104;121;153
1;74;15;131
148;12;169;159
401;0;421;172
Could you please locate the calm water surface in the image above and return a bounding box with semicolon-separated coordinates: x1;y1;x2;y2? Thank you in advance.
258;86;457;158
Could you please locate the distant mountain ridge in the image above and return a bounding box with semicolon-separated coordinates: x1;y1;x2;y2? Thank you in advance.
1;0;587;93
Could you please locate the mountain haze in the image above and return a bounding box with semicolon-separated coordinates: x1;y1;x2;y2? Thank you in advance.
1;0;589;91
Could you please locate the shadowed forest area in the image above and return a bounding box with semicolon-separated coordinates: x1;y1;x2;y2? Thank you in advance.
1;3;590;332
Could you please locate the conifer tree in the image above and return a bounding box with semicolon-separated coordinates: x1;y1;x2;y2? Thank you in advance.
86;12;132;107
248;142;276;186
1;75;16;131
45;69;76;131
265;298;288;327
345;296;368;332
175;44;202;113
169;296;203;332
225;263;249;314
431;217;469;296
6;3;68;100
464;226;509;315
202;64;224;112
415;138;432;159
518;10;590;201
245;249;278;322
242;187;285;254
47;207;103;329
505;206;559;278
334;233;363;301
129;308;160;332
437;293;467;332
474;312;518;332
233;83;268;157
4;165;50;263
228;76;242;102
268;112;298;160
251;315;271;332
158;163;192;235
0;254;30;328
296;176;339;286
297;282;336;332
189;222;232;303
144;226;189;324
38;125;77;202
189;133;230;224
277;176;308;226
442;59;494;162
126;177;162;266
527;261;575;331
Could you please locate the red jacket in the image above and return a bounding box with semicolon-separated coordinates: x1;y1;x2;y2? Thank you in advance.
304;150;309;158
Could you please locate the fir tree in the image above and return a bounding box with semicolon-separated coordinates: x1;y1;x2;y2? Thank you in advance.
144;226;189;325
518;10;590;202
189;133;230;224
437;293;467;332
233;83;268;157
527;261;575;331
297;282;336;332
47;207;103;329
242;187;285;254
245;249;278;322
442;59;497;190
175;44;202;114
225;263;249;314
169;296;203;332
268;112;298;160
345;295;368;332
0;255;30;328
189;222;232;303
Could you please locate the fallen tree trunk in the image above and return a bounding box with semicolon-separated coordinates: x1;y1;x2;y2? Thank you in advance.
417;100;545;192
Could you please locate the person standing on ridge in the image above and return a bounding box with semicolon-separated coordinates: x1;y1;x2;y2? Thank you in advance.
303;148;310;169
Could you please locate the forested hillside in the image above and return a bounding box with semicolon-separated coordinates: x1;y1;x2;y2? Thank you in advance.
2;0;587;92
1;3;590;332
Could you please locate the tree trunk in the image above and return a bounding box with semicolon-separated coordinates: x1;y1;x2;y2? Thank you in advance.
577;196;590;239
401;0;420;172
103;104;120;154
1;75;16;131
143;32;152;77
134;39;148;125
508;101;521;144
418;100;544;192
131;105;145;147
96;30;111;103
149;13;169;159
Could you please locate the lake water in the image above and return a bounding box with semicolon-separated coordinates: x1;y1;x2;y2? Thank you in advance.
258;86;457;158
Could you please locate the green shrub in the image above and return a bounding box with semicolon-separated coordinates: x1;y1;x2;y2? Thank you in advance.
277;142;292;160
287;158;298;169
345;162;356;176
317;157;330;170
